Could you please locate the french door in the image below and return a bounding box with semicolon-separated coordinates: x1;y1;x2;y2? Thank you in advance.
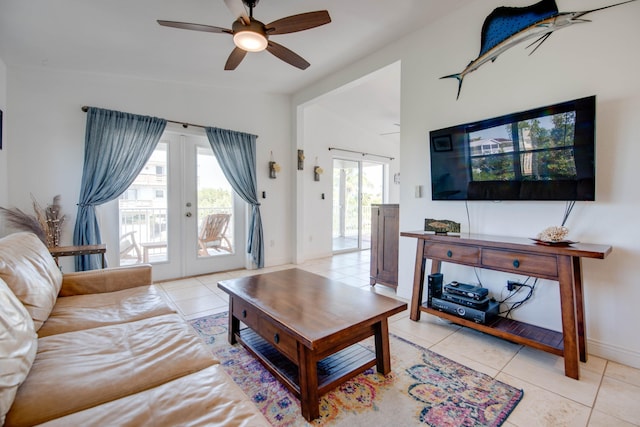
118;131;246;280
332;158;384;252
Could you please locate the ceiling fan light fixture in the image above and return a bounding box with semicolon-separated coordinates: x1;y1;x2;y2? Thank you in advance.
233;30;267;52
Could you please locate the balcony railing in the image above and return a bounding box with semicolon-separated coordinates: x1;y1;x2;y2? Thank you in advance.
119;207;232;264
331;204;373;251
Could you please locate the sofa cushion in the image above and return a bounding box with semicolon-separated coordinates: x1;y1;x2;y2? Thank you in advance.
5;313;218;427
38;285;176;337
0;232;62;331
0;278;38;426
36;364;271;427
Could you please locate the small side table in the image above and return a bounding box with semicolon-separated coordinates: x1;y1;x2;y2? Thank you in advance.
140;241;167;263
48;244;107;269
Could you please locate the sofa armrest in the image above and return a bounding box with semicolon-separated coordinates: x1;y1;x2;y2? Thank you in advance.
60;264;153;296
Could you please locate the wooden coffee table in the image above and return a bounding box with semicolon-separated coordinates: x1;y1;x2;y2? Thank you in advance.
217;268;407;421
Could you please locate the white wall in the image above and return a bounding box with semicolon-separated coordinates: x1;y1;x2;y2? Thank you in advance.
294;0;640;368
300;103;400;260
0;55;7;210
5;66;292;270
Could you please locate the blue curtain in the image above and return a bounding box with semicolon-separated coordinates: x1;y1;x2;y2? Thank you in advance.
73;107;166;270
205;127;264;268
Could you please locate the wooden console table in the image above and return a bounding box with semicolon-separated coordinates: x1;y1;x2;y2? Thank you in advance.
48;244;107;269
401;231;612;380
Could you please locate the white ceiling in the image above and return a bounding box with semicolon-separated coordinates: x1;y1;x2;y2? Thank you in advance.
313;61;403;140
0;0;472;134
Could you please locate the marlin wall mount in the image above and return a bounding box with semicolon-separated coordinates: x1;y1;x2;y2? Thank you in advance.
441;0;638;99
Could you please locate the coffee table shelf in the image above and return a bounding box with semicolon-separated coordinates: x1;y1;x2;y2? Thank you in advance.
238;328;377;397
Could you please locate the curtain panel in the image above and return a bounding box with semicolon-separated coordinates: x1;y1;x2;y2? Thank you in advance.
73;107;166;271
205;127;264;268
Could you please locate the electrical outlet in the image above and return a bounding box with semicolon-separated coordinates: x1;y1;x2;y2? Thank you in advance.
507;280;520;291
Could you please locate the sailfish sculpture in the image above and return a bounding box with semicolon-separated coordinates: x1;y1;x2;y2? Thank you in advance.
441;0;638;99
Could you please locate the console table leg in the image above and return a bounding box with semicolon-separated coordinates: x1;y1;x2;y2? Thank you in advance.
410;241;427;321
558;256;579;379
572;257;588;362
298;346;320;421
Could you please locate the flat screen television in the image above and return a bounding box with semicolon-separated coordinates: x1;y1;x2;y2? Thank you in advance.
429;96;596;201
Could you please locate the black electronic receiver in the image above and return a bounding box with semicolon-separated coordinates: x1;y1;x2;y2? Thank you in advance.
430;297;499;324
443;281;488;301
427;273;443;306
439;292;490;310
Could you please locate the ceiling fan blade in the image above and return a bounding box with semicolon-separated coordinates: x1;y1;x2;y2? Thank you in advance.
223;0;250;25
224;47;248;70
266;11;331;35
157;20;231;34
266;40;310;70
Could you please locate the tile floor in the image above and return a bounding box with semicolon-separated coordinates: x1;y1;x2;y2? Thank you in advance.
157;250;640;427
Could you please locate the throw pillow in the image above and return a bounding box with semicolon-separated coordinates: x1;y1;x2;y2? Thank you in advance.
0;277;38;425
0;232;63;330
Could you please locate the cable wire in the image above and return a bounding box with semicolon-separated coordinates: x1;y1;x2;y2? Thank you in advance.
562;200;576;226
498;277;537;318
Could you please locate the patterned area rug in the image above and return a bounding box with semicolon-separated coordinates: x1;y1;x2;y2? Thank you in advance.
190;312;523;427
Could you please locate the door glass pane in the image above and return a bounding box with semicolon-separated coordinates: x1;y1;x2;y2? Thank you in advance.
332;159;359;251
361;162;384;250
196;146;234;257
119;142;168;265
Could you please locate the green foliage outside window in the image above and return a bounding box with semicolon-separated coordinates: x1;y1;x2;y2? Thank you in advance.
471;112;577;181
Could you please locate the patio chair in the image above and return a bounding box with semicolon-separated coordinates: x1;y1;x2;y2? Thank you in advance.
198;213;232;255
119;231;142;263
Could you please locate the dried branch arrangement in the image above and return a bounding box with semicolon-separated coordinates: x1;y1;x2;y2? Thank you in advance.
0;195;66;247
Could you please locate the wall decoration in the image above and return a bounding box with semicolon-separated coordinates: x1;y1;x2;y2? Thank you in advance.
297;149;305;170
424;219;461;235
313;157;323;181
269;151;280;179
441;0;638;99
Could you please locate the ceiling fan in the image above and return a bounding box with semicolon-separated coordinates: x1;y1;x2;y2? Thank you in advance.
158;0;331;70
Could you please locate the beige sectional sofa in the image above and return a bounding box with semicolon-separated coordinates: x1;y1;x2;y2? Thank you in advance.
0;232;270;427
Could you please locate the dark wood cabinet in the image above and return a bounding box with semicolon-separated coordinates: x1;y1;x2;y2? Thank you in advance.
370;204;399;290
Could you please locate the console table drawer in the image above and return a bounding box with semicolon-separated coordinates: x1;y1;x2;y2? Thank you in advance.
424;243;479;264
232;299;258;329
482;249;558;277
258;317;298;363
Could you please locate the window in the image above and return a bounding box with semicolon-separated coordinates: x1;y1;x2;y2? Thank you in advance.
469;111;577;182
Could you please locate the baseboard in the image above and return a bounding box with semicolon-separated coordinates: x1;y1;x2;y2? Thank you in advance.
588;337;640;370
264;256;293;268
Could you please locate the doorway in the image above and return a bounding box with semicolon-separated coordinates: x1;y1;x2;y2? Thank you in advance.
332;158;384;253
118;131;246;280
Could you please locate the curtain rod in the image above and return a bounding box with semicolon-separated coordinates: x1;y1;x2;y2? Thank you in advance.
81;106;207;130
328;147;395;161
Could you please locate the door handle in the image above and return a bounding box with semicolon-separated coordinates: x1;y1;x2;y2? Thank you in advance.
185;212;192;217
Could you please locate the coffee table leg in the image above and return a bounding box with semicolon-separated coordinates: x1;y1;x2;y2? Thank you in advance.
228;299;239;345
374;319;391;375
298;346;320;421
